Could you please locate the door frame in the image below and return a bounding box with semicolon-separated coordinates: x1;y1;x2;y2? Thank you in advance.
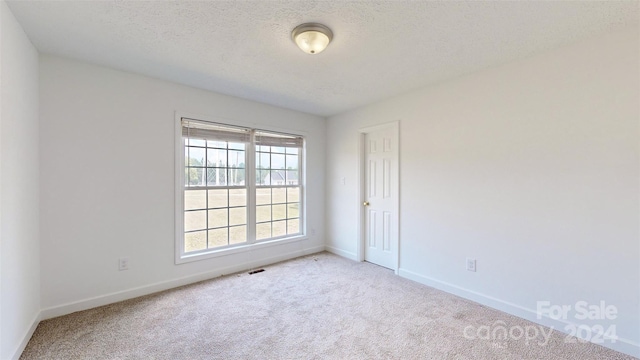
356;121;400;274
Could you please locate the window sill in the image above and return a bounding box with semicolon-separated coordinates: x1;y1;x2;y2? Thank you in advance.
175;235;308;265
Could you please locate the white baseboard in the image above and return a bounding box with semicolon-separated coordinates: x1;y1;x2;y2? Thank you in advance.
40;245;324;321
398;268;640;358
324;245;358;261
10;311;41;360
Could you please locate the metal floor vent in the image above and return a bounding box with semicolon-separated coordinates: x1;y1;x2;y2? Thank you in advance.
248;269;265;275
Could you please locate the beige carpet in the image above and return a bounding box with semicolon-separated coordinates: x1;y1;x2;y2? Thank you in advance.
21;253;635;359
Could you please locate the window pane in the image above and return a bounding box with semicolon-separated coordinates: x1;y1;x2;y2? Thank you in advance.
287;219;299;235
207;168;227;186
207;149;227;167
256;188;271;205
257;145;270;152
186;147;205;166
272;220;286;238
256;169;269;185
287;187;300;203
185;190;206;210
286;147;299;155
208;228;228;248
287;203;299;218
269;170;285;185
256;222;271;240
185;210;206;231
206;140;226;149
229;207;246;226
229;189;246;207
256;205;271;223
272;154;285;169
208;189;228;208
286;170;298;185
272;146;285;154
272;188;286;204
187;167;205;186
227;169;245;186
185;231;207;252
208;208;227;228
286;155;299;170
188;138;205;147
272;204;286;221
228;150;245;168
257;152;270;169
229;226;246;244
228;142;245;151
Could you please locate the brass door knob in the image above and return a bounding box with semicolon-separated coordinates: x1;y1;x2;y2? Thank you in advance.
363;201;370;206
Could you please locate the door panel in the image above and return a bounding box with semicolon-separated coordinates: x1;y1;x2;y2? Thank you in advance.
364;125;397;269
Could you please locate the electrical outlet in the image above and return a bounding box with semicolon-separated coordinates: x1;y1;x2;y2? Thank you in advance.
466;258;476;272
119;257;129;271
310;228;316;236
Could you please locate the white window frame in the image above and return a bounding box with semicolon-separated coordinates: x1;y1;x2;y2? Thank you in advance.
175;113;307;264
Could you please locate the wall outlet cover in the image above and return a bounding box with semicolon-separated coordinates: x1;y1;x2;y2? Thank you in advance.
466;258;476;272
119;257;129;271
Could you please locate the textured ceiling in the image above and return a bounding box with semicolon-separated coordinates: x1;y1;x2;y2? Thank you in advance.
7;1;639;116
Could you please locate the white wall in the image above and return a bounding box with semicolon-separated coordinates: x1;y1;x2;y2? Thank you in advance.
326;27;639;357
0;2;41;359
39;55;325;315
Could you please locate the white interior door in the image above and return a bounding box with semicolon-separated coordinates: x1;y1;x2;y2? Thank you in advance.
363;124;398;270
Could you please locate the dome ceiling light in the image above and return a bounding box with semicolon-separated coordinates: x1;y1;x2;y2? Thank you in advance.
291;23;333;55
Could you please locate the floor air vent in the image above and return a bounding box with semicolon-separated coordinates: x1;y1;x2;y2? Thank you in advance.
248;269;265;275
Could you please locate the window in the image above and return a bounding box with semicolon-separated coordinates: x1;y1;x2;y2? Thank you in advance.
255;132;301;240
177;118;304;261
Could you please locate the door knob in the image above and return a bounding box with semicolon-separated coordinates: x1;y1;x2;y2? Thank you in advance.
363;201;370;206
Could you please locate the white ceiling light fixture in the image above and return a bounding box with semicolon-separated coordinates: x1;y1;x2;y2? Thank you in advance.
291;23;333;55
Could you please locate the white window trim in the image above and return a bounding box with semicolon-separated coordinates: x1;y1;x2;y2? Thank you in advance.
174;112;308;264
